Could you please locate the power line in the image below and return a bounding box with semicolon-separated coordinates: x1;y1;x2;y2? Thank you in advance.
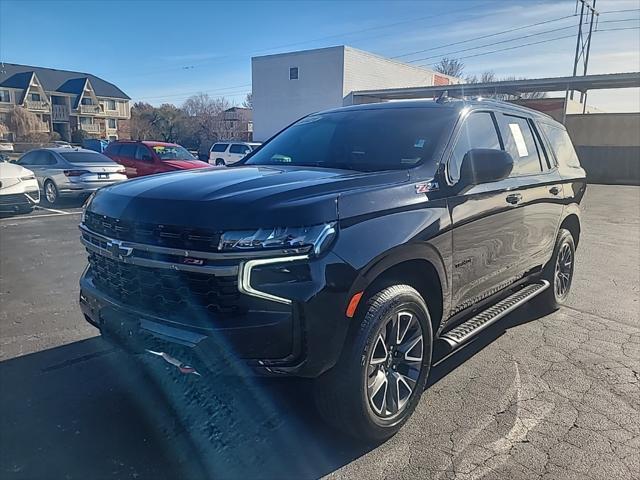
419;26;639;67
392;14;577;59
409;18;638;64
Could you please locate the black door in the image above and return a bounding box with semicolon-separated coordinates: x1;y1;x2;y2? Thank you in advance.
446;110;526;316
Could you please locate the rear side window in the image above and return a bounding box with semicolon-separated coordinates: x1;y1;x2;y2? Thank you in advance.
135;145;153;161
211;143;228;152
229;144;250;154
449;111;501;181
107;144;121;156
60;151;110;164
120;144;137;157
540;124;581;168
501;115;542;176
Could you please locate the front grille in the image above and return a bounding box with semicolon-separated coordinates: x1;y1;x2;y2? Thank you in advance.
84;211;221;252
0;191;39;206
88;251;241;323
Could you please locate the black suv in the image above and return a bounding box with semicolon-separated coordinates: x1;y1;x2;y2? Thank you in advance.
79;99;585;440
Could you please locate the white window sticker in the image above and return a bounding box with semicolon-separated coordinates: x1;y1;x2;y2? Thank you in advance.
508;123;529;157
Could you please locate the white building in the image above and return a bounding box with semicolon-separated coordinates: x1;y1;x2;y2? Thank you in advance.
251;45;460;141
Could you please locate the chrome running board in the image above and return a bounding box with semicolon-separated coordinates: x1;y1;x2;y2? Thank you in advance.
441;281;550;348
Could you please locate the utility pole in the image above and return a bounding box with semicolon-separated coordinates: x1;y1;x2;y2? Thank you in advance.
564;0;599;122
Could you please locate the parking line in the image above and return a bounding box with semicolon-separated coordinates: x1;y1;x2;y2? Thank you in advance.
0;211;82;222
38;206;72;215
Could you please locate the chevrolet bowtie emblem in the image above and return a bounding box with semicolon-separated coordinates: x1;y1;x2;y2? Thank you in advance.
106;239;133;258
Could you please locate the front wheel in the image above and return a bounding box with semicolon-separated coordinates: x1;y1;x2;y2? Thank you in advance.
533;228;576;312
315;285;433;441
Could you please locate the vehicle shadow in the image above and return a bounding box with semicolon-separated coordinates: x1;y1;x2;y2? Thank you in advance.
0;304;548;480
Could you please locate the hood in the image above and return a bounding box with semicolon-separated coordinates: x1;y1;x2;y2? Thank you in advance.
89;165;408;230
0;162;35;183
163;160;210;170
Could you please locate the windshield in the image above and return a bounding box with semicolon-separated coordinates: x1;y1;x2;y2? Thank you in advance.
60;151;112;163
151;145;195;161
246;107;456;171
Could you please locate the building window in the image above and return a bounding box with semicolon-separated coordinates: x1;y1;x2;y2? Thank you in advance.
81;97;93;105
108;118;117;129
289;67;298;80
0;90;9;103
31;93;41;101
108;135;117;141
79;116;92;125
106;99;116;110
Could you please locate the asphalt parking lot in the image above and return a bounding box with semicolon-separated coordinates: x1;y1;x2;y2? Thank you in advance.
0;184;638;480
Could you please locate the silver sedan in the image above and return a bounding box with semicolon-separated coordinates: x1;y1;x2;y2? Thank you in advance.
15;148;127;204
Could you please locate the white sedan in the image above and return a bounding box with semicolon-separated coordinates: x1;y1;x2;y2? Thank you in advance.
0;160;40;214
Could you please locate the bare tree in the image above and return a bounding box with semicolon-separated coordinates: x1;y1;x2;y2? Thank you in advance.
7;106;41;140
242;92;253;109
433;57;465;78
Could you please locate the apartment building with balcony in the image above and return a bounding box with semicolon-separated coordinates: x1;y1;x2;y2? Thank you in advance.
0;63;130;142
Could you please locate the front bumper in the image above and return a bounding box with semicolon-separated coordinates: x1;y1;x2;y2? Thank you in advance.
0;188;40;211
79;249;357;377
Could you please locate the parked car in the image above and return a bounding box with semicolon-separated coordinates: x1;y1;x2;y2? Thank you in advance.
79;99;585;441
16;148;127;204
0;157;40;213
82;138;109;153
0;140;14;152
209;141;261;166
105;141;210;178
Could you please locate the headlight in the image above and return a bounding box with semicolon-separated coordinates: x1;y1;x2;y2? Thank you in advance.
219;222;336;255
81;192;96;223
19;174;36;181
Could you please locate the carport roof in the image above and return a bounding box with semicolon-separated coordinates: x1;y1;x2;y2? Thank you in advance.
352;72;640;100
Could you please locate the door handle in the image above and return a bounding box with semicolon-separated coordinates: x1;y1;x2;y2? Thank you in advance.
506;193;522;205
549;186;560;195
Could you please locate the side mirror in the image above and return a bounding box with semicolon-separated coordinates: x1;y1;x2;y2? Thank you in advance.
459;148;513;186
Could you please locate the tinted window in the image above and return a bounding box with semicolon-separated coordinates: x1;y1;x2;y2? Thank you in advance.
211;143;228;152
150;145;194;161
502;115;542;176
60;151;112;164
247;108;457;172
449;112;501;181
107;144;121;156
18;151;38;165
135;145;153;161
41;152;57;165
229;144;250;154
529;120;551;170
540;123;581;168
120;144;137;157
289;67;299;80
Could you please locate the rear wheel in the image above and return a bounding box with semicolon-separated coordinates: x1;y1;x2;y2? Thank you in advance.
44;180;58;205
215;158;225;166
315;285;433;441
533;228;576;312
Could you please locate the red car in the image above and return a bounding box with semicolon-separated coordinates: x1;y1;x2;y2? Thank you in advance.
104;141;209;178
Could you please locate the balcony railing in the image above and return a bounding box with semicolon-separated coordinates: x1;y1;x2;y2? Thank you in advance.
25;100;49;111
52;105;69;122
79;104;101;114
33;122;50;132
79;123;100;133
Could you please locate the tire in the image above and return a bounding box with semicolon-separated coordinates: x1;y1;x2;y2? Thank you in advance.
215;158;225;166
315;285;433;441
44;180;58;205
532;228;576;313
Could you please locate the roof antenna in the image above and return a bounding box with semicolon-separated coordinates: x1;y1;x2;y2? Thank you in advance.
436;90;449;103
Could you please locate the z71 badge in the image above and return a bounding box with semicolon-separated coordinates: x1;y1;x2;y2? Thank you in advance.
415;181;439;194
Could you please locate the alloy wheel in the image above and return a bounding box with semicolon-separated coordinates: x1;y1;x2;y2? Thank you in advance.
366;310;424;419
45;182;57;203
554;242;573;299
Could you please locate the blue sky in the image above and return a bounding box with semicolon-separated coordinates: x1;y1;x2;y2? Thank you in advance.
1;0;639;111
